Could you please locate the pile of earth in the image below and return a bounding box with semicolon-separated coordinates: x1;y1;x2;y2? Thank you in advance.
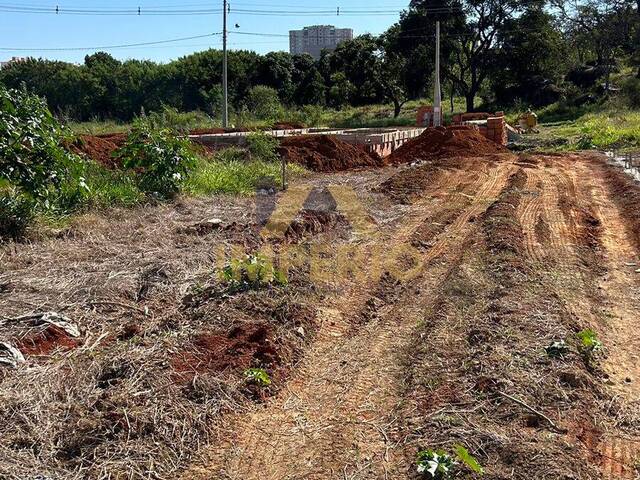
68;133;126;169
388;125;507;164
278;135;385;172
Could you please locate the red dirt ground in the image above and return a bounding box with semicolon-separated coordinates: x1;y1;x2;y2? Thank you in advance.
388;125;507;164
278;135;385;172
69;134;126;169
15;325;79;356
172;324;279;380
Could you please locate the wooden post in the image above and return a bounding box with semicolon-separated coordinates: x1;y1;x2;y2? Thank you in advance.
281;155;287;191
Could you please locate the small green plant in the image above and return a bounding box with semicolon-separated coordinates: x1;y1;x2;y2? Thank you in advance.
576;329;602;363
454;444;484;474
116;118;196;198
545;339;570;358
417;445;483;478
219;253;287;292
244;368;271;387
417;450;455;479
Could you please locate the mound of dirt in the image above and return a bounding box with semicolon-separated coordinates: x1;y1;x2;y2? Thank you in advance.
69;134;126;169
278;135;385;172
388;125;507;164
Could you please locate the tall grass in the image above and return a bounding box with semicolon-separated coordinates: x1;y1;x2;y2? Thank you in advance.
185;147;306;196
541;109;640;151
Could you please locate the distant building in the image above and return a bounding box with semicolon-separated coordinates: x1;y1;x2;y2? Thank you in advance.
289;25;353;60
0;57;26;69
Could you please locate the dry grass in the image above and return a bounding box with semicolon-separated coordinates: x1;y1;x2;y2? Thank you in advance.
0;194;320;479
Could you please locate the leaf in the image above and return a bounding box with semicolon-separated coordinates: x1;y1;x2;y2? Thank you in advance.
454;444;484;475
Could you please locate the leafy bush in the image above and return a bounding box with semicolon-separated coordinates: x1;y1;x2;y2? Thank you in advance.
0;85;85;204
145;106;214;133
219;253;287;292
246;132;279;162
246;85;283;121
0;192;35;240
622;77;640;109
0;85;88;239
117;118;196;198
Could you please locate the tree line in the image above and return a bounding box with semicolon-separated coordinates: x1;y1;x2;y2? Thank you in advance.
1;0;638;121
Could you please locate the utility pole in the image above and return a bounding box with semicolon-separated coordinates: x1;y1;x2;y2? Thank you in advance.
433;20;442;127
222;0;229;127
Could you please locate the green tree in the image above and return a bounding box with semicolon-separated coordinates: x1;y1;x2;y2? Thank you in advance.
328;72;356;108
493;7;567;106
246;85;282;120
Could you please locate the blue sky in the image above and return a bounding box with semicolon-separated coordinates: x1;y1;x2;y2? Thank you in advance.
0;0;407;64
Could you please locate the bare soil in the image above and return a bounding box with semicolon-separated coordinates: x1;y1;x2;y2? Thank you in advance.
277;134;385;171
387;125;508;164
2;149;640;480
68;133;126;168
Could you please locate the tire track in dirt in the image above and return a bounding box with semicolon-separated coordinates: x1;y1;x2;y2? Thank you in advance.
538;154;640;479
517;167;546;263
574;158;640;402
182;162;514;480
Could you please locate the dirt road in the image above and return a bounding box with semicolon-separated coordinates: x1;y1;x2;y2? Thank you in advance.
181;152;640;479
2;150;640;479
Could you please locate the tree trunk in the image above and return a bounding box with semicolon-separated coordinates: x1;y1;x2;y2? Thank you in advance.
465;93;475;112
393;98;402;118
450;86;455;113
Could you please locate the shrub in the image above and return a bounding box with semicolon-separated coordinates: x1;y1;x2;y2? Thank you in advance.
0;192;35;240
246;85;283;121
246;132;279;162
116;118;196;198
622;77;640;109
0;85;87;239
145;106;213;133
0;85;85;203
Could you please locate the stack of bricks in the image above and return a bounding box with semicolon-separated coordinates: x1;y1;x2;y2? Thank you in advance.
485;112;507;146
416;106;442;127
450;111;508;146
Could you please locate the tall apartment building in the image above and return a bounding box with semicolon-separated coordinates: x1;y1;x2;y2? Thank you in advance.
289;25;353;60
0;57;25;69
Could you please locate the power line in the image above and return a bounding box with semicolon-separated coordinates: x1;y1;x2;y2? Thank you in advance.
0;4;408;15
0;32;220;51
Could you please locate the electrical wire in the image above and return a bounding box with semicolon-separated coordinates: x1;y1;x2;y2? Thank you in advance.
0;32;220;51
